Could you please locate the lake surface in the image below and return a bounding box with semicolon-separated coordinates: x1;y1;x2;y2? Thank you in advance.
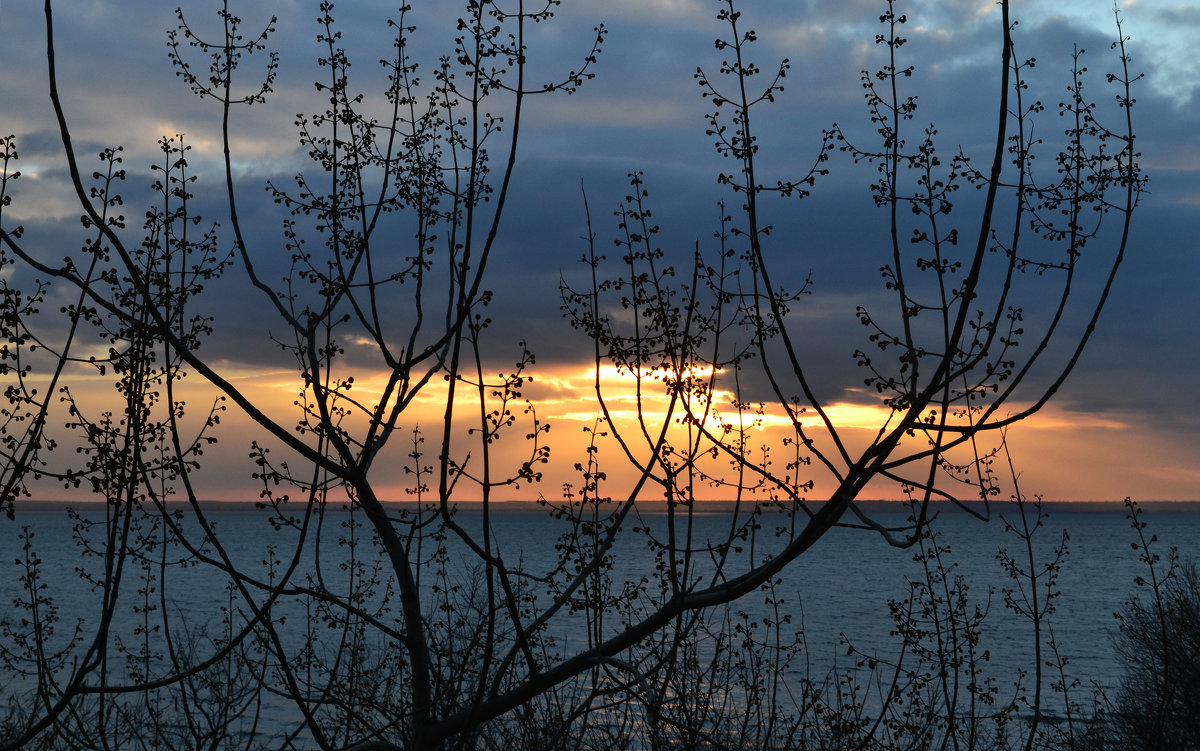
3;500;1198;740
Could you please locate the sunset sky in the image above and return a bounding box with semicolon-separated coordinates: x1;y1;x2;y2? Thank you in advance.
1;0;1197;502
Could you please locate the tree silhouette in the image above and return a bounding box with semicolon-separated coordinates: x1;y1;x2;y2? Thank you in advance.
0;1;1140;749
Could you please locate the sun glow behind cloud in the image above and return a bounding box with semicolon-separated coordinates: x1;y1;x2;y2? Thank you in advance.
25;345;1189;505
535;364;899;430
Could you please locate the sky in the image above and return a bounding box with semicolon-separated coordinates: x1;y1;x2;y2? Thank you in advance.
1;0;1197;502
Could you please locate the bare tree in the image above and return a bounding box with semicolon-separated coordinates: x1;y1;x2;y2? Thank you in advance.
557;0;1140;744
0;0;1139;749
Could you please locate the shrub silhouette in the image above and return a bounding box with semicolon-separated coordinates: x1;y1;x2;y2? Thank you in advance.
1097;504;1200;750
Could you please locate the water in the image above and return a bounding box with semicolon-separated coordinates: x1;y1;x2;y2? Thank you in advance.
3;500;1198;743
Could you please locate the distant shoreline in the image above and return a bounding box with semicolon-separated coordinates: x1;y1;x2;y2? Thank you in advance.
10;499;1200;514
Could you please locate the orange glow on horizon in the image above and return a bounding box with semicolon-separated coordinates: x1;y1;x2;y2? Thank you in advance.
22;357;1193;504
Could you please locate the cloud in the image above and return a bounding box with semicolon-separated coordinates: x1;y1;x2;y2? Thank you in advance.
600;0;709;22
526;95;692;128
2;0;1196;503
